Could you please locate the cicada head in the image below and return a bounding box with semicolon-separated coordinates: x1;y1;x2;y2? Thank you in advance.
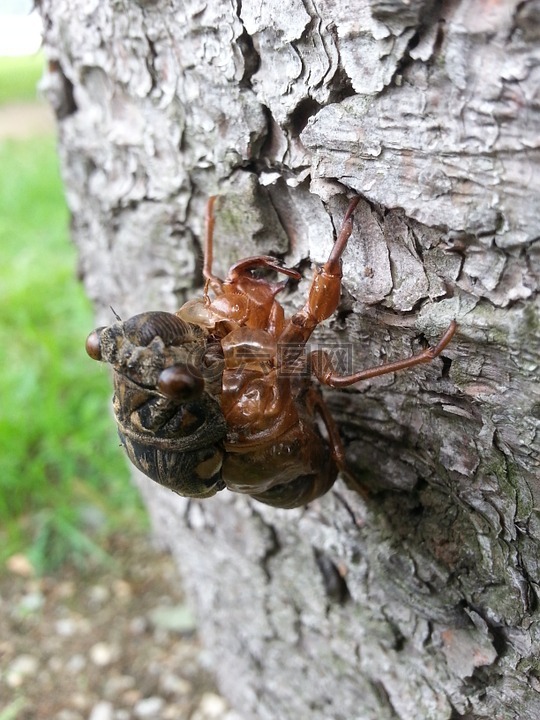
86;311;227;498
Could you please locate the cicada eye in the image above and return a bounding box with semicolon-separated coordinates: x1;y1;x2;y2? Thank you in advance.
157;363;204;402
85;328;105;361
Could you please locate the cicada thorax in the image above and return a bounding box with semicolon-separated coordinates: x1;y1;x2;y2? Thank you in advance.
221;380;338;508
177;268;288;337
86;311;227;499
212;325;338;507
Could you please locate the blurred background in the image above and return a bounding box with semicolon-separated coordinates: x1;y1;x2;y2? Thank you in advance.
0;6;236;718
0;0;146;575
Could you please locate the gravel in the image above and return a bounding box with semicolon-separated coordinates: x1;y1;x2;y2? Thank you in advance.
0;534;239;720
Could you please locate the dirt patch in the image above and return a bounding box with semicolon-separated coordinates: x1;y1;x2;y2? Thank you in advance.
0;534;237;720
0;101;56;139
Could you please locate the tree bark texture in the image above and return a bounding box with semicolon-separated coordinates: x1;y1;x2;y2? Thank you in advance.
40;1;539;718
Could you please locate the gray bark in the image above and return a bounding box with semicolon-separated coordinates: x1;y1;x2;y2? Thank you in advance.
40;0;540;718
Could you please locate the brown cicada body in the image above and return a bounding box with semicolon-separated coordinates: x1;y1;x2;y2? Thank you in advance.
86;197;456;508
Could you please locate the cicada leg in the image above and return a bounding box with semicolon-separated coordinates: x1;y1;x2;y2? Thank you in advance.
310;321;457;388
203;196;224;295
307;386;369;500
228;256;301;283
278;197;360;353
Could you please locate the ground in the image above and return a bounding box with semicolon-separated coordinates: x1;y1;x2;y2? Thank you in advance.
0;534;237;720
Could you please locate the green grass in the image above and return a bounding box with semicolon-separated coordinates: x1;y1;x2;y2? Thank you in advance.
0;132;147;573
0;53;45;105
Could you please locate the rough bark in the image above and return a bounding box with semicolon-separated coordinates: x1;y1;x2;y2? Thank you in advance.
40;1;539;718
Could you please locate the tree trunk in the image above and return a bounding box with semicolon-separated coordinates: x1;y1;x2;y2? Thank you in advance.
40;1;539;718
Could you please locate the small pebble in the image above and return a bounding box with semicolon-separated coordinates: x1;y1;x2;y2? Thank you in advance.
114;711;130;720
129;616;147;635
54;580;76;599
192;692;229;719
17;591;45;615
71;692;90;710
48;655;63;672
134;696;165;718
6;654;39;687
224;711;244;720
89;642;118;666
162;703;191;719
88;701;114;720
55;618;77;636
79;504;107;531
65;654;86;674
159;671;192;696
54;711;83;720
104;674;136;698
121;689;142;706
88;585;111;605
148;604;197;634
6;553;34;577
112;579;132;600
